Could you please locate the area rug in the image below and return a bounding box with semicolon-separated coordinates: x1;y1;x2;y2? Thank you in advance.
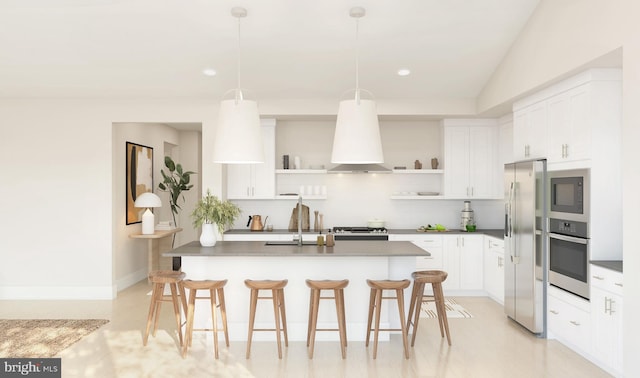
420;298;473;318
0;319;109;358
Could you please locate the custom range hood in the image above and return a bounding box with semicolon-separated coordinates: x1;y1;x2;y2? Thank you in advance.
328;163;391;174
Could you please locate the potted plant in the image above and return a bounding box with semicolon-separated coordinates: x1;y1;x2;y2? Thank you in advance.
158;156;195;228
191;189;241;246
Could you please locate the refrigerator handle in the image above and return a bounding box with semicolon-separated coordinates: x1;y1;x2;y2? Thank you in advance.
508;182;514;239
508;182;519;263
504;205;509;238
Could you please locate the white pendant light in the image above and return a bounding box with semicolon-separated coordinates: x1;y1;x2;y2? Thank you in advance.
213;7;264;164
331;7;384;164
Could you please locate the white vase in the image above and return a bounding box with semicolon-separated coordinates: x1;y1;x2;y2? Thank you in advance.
200;223;217;247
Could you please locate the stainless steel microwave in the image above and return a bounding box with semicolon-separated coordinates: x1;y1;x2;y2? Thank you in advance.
548;169;589;222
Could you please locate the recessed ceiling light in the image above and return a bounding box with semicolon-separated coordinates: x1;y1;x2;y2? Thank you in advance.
397;68;411;76
202;68;217;76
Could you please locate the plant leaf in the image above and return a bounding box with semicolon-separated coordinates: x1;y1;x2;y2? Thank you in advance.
165;156;175;172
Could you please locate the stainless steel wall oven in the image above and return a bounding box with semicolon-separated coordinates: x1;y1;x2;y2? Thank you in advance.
547;168;590;299
548;218;590;299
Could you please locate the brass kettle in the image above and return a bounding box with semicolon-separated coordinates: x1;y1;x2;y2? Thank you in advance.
247;215;268;231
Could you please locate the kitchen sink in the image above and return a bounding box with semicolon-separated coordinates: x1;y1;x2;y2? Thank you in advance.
264;241;318;246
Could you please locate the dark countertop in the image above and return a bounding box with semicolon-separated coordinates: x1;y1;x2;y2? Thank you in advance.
591;260;623;273
164;240;430;257
225;228;504;240
389;228;504;239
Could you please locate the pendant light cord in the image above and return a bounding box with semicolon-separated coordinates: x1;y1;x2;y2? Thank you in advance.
236;14;243;102
355;17;360;104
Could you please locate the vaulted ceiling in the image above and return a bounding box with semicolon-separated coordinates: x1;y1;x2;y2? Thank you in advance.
0;0;540;114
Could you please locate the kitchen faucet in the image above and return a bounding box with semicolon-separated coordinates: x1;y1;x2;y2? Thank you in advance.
297;195;303;246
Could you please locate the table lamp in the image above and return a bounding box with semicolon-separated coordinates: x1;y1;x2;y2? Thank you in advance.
134;192;162;234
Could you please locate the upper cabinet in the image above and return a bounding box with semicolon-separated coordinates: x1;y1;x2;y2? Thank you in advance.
227;119;276;199
513;68;621;168
513;101;546;160
443;119;500;199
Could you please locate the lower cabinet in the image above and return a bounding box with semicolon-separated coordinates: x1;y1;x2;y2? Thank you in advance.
483;237;504;304
413;236;443;271
547;286;591;355
388;234;443;271
547;265;624;377
589;264;623;377
442;234;483;292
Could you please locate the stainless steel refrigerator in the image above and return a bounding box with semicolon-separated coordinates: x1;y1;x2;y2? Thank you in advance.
504;159;547;335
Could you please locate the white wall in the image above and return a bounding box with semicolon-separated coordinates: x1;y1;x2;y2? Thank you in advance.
0;99;220;300
478;1;638;375
112;123;200;291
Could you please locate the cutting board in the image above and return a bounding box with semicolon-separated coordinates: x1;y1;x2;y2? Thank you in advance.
288;204;310;231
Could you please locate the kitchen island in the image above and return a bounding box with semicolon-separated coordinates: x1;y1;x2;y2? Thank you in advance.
164;240;429;341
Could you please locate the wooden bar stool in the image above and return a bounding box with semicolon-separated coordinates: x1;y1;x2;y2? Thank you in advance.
306;279;349;359
406;270;451;347
143;270;188;347
181;279;229;359
365;279;411;359
244;279;289;359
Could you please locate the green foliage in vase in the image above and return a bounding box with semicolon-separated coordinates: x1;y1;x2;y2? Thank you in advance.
191;189;242;234
158;156;195;227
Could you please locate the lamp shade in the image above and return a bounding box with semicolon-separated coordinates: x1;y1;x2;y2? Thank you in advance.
134;192;162;208
213;98;264;164
331;98;384;164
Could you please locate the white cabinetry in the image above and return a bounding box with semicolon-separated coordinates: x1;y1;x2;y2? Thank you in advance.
547;286;591;357
442;234;483;292
443;119;499;199
590;264;623;377
227;120;276;199
513;101;546;160
546;84;591;162
388;234;443;271
512;68;621;168
483;236;504;304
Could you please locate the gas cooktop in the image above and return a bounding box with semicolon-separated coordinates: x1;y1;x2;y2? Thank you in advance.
332;226;388;234
331;227;388;240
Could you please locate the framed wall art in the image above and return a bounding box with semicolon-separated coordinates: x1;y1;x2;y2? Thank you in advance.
126;141;154;225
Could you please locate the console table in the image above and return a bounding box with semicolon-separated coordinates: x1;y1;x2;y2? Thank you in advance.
129;228;182;276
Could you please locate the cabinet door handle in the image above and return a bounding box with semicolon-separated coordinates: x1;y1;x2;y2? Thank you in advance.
592;275;604;280
569;320;580;326
609;298;616;315
550;310;559;315
604;297;611;314
461;237;465;247
615;282;623;287
471;187;474;196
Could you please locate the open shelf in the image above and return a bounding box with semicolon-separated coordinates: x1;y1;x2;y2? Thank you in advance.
275;169;327;174
392;169;443;174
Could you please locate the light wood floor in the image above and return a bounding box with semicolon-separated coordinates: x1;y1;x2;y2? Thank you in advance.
0;280;611;378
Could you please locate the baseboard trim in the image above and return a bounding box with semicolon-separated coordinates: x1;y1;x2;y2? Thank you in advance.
116;268;147;292
0;285;116;300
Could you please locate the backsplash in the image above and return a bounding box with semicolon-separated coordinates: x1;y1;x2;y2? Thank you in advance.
230;173;503;231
